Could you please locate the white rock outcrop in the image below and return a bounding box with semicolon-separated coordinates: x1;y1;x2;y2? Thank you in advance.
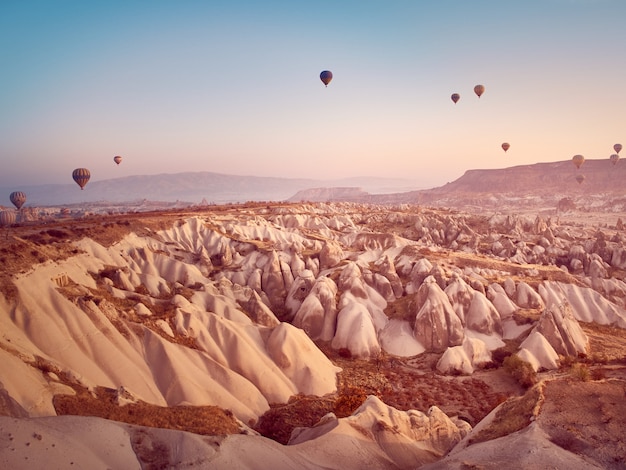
413;276;464;352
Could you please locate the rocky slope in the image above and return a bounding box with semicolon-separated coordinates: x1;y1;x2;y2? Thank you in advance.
289;159;626;214
0;201;625;468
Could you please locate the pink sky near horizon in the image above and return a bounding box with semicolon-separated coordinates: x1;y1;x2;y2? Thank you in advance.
0;0;624;190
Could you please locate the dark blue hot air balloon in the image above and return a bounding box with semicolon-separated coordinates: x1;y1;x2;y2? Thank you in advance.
320;70;333;87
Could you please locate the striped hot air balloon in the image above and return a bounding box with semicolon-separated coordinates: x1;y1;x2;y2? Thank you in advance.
9;191;26;209
0;210;17;227
72;168;91;190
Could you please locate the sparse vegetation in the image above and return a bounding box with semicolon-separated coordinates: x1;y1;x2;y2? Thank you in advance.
490;342;517;367
334;386;368;418
54;386;242;436
468;384;542;446
253;349;511;444
590;367;606;381
253;395;336;444
581;322;626;364
503;354;537;388
384;294;416;322
570;363;590;382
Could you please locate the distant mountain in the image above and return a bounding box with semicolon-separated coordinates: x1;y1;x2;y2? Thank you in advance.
423;159;624;195
2;160;623;209
0;173;418;207
289;159;626;211
394;159;625;209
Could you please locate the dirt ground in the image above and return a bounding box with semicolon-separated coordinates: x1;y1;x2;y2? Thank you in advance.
538;376;626;469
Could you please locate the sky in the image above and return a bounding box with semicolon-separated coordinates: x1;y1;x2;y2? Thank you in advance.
1;0;625;190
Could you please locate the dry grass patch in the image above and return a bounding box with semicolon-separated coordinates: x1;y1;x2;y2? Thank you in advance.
253;395;336;444
467;383;543;446
581;322;626;363
54;386;242;436
384;294;416;322
512;308;542;325
539;378;626;469
503;354;538;388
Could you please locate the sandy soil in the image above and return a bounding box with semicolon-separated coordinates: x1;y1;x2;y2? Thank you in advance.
538;377;626;469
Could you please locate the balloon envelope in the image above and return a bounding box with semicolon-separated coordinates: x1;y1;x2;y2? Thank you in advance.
114;156;122;165
72;168;91;190
501;142;510;152
451;93;460;104
572;154;585;169
9;191;26;210
614;143;622;154
575;174;585;184
610;154;620;166
320;70;333;87
0;210;16;227
474;84;485;98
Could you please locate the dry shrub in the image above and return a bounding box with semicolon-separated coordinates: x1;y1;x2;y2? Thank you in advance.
47;229;69;239
590;367;606;381
334;386;367;418
570;363;590;382
491;346;513;367
590;352;609;365
254;395;335;444
512;310;539;325
559;354;578;369
503;354;537;388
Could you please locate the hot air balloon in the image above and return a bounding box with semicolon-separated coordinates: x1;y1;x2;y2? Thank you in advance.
0;210;16;227
72;168;91;190
320;70;333;87
610;154;620;166
451;93;460;104
474;84;485;98
614;143;622;154
501;142;510;152
114;155;122;165
572;154;584;169
9;191;26;210
575;174;585;184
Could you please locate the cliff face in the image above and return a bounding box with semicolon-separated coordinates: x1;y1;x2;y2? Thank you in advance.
425;159;624;194
287;159;626;211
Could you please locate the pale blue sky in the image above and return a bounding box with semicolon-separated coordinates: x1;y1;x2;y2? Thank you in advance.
1;0;624;188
